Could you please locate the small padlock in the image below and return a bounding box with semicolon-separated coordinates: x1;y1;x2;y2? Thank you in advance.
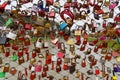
24;38;30;46
57;58;62;66
56;65;61;73
63;63;69;70
9;67;17;75
30;58;36;65
82;39;87;44
43;64;49;72
60;42;66;53
5;48;10;57
94;46;99;53
3;63;10;72
70;45;75;53
105;53;112;61
32;49;36;58
81;58;86;67
30;71;36;80
18;49;23;57
80;45;85;51
35;60;42;72
42;71;47;77
85;48;92;55
18;57;24;65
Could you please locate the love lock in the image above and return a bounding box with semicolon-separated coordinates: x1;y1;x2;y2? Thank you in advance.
60;9;74;26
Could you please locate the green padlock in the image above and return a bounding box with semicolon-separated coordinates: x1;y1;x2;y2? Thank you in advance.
0;72;5;78
12;55;18;61
5;18;13;27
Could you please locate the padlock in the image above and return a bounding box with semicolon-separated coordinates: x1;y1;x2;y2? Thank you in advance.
80;45;85;51
30;58;36;65
57;58;62;66
63;63;69;70
42;71;47;77
35;46;41;53
94;46;99;53
51;61;54;70
56;65;61;73
69;65;75;74
9;67;17;75
57;42;61;49
4;42;10;47
64;34;69;41
81;58;86;67
43;64;48;72
2;63;10;72
60;21;67;30
60;42;66;53
105;53;112;61
82;39;87;44
70;45;75;53
102;20;107;28
32;50;36;58
95;67;100;75
35;61;42;72
18;49;23;57
85;48;92;55
18;57;24;65
30;71;36;80
18;36;24;42
24;38;30;46
101;48;107;54
5;48;10;57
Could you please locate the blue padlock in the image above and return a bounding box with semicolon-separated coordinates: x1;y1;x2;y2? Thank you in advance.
60;21;67;30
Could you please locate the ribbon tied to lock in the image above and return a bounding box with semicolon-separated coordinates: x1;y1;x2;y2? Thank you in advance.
60;9;74;24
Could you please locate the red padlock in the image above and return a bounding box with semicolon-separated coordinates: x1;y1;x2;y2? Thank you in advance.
76;35;81;41
57;58;62;66
51;62;54;70
5;48;10;57
12;44;19;50
105;53;112;61
80;45;85;51
18;36;24;42
81;58;86;67
18;49;23;57
30;71;36;80
92;59;97;66
57;42;61;49
60;9;74;22
64;34;69;41
95;67;100;75
82;39;87;44
42;71;47;78
43;64;48;72
94;46;99;53
32;50;36;58
59;31;64;36
23;48;28;54
102;20;106;28
4;42;10;47
63;63;69;70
